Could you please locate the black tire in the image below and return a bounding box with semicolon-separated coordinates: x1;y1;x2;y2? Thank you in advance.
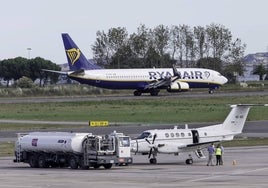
150;90;159;96
209;90;214;94
38;155;48;168
69;157;78;169
186;159;193;165
103;163;113;169
149;158;157;164
134;90;142;96
93;164;100;169
29;155;38;168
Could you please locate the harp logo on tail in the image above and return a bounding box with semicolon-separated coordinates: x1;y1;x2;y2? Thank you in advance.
66;48;81;65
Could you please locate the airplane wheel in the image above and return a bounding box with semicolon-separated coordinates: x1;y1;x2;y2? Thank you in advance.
149;158;157;164
186;159;193;165
209;90;214;94
150;90;159;96
134;90;142;96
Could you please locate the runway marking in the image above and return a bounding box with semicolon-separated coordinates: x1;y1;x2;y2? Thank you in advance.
0;186;34;188
186;167;268;183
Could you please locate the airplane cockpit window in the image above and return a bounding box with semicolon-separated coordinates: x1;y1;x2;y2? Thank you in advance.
136;132;151;139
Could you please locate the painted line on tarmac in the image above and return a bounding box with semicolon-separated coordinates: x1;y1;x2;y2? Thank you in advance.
186;167;268;183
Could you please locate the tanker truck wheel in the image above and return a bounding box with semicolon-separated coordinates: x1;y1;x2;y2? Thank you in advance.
69;157;78;169
38;155;48;168
29;155;38;168
103;163;113;169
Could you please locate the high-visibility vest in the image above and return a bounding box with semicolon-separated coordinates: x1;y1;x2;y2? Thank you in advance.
215;148;222;156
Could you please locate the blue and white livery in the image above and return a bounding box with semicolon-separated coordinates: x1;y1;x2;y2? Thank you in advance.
46;33;228;96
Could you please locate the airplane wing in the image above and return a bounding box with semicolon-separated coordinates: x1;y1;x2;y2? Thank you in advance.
69;69;85;76
178;141;221;152
42;69;69;75
42;69;85;76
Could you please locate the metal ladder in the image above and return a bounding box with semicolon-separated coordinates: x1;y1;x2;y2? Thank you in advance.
195;148;206;158
16;133;23;162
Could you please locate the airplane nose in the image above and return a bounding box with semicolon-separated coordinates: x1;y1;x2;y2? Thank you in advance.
130;140;138;153
222;76;228;84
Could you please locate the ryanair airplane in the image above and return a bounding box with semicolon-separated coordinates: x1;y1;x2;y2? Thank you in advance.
44;33;228;96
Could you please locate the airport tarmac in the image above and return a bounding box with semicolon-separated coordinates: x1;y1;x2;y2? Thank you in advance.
0;146;268;188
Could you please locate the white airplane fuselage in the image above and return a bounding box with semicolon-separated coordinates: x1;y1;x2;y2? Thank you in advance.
68;68;228;91
130;104;267;164
131;124;234;154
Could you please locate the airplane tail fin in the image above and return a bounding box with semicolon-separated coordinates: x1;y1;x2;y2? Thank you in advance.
61;33;102;71
222;104;267;134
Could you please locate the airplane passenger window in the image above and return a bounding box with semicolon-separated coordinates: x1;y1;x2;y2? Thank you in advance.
188;133;191;136
176;133;180;137
165;133;169;138
181;133;185;137
204;132;207;136
171;133;174;137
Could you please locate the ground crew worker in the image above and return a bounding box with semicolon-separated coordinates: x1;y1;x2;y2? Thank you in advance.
207;143;215;166
215;144;222;165
220;144;224;165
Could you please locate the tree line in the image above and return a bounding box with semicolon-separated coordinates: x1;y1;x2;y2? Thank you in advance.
92;23;247;82
0;57;60;87
1;23;267;87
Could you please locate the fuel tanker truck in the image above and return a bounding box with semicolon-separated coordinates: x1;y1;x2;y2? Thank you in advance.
14;131;132;169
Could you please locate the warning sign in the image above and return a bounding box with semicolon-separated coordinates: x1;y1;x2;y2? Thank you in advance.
89;121;109;127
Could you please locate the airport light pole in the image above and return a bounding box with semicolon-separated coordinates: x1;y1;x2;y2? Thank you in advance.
27;48;32;59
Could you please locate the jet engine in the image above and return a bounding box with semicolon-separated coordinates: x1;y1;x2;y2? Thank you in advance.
167;81;189;92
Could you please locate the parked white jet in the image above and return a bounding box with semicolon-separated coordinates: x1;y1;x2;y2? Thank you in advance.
131;104;267;164
44;34;228;96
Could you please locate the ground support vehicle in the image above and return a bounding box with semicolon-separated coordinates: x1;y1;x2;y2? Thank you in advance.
14;131;132;169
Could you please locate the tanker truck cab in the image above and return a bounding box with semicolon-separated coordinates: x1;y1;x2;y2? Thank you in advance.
110;131;132;165
14;131;132;170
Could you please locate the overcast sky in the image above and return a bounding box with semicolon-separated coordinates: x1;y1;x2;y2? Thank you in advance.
1;0;268;64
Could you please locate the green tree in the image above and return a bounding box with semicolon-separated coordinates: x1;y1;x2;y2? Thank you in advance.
15;76;35;88
151;25;170;67
223;38;246;82
93;27;128;68
91;23;246;72
206;23;232;59
194;26;207;59
0;57;60;87
253;64;267;80
129;24;150;67
196;57;223;72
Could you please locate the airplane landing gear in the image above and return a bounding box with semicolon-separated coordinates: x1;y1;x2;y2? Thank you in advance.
134;90;142;96
133;89;160;96
185;154;193;165
149;158;157;164
150;89;159;96
185;158;193;165
208;89;214;94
